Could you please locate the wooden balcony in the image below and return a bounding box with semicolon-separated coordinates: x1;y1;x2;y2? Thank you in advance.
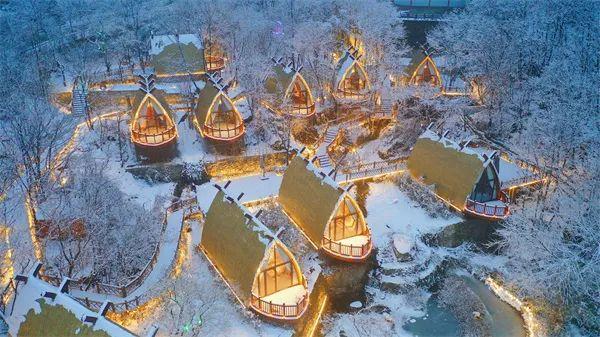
202;124;244;141
464;193;509;220
290;103;316;117
322;233;372;262
250;288;309;320
205;56;225;72
131;125;177;147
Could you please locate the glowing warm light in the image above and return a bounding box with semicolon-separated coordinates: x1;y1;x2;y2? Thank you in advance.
107;296;163;329
25;196;43;260
339;169;406;184
507;179;547;190
170;224;190;279
485;277;543;337
130;93;178;147
409;55;442;87
306;294;328;337
0;226;13;285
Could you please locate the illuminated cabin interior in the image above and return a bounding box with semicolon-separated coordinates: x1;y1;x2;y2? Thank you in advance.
279;155;373;261
193;75;245;141
130;74;177;147
204;39;226;72
265;60;315;117
407;128;509;220
334;48;370;100
201;187;309;320
409;55;442;86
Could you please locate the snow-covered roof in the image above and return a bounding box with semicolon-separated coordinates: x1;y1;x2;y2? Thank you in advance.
213;184;276;246
418;129;487;162
334;52;358;88
3;267;137;337
150;34;203;56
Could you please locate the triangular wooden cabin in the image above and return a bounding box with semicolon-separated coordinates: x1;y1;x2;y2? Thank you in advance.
200;187;309;320
264;58;315;117
193;74;245;142
405;52;442;86
407;128;509;220
130;73;178;149
333;48;371;100
149;34;205;77
279;156;373;262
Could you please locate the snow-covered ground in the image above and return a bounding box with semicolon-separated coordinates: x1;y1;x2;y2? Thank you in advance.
324;180;463;337
365;181;461;247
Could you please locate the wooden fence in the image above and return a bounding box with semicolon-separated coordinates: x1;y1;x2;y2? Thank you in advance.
335;158;407;182
39;198;196;302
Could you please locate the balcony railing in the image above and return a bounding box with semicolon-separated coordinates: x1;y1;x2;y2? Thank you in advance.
465;197;509;219
202;124;244;141
250;291;308;319
322;234;372;260
337;89;370;100
131;125;177;146
291;103;316;117
205;56;225;72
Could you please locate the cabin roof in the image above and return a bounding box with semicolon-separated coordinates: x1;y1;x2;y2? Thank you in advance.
334;52;356;88
201;188;277;303
265;64;296;97
4;273;137;337
149;34;205;75
130;88;174;119
278;156;345;245
193;81;222;126
407;129;488;207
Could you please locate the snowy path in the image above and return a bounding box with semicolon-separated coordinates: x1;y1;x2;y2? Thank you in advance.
69;207;186;303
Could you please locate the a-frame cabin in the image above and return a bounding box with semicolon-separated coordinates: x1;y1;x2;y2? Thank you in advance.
200;186;309;320
265;57;315;117
407;128;510;220
333;46;371;100
279;155;373;261
130;73;178;149
193;73;245;142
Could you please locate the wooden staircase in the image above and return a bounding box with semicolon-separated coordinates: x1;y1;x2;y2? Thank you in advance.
71;78;88;117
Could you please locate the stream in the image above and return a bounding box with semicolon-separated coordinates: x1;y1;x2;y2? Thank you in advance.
403;272;527;337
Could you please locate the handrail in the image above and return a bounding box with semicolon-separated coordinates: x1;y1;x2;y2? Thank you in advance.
131;125;177;146
337;159;407;182
465;197;509;218
202;124;244;140
322;232;372;259
39;198;196;300
250;291;308;319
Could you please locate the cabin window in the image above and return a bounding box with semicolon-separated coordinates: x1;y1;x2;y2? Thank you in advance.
470;165;500;202
289;77;314;115
204;95;243;139
343;65;366;94
326;196;367;242
255;244;301;298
